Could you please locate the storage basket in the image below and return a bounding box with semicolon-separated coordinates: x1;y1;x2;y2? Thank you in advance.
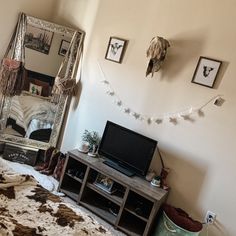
3;143;38;166
153;212;202;236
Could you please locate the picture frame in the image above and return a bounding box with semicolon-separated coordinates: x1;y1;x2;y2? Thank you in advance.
94;173;115;194
58;40;70;56
191;56;222;88
105;37;127;63
24;25;54;55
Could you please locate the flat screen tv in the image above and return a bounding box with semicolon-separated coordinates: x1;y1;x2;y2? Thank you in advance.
98;121;157;177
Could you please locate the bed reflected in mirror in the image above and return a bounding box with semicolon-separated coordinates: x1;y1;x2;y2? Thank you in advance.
5;70;57;142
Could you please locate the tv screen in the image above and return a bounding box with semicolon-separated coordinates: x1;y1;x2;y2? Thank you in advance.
98;121;157;176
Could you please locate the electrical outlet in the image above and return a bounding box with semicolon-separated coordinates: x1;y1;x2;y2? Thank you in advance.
205;211;216;224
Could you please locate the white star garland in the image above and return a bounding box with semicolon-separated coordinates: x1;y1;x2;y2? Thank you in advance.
98;62;223;125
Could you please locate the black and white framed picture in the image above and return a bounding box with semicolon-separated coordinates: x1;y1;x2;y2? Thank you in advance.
58;40;70;56
105;37;127;63
191;56;222;88
24;25;54;55
94;173;115;194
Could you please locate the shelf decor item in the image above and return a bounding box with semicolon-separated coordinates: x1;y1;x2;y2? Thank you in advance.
151;176;161;187
105;37;127;63
81;130;100;157
191;56;222;88
78;142;89;154
94;173;115;194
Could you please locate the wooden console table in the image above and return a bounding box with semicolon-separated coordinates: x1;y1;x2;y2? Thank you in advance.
58;149;168;236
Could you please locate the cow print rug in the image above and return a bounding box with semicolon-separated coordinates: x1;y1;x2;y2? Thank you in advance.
0;169;113;235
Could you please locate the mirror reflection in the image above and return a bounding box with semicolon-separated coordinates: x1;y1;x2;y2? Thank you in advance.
4;21;72;143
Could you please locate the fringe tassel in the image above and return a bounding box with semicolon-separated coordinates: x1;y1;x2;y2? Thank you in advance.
0;57;26;96
52;76;76;100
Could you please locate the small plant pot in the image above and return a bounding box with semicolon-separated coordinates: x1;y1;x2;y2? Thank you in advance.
78;142;89;153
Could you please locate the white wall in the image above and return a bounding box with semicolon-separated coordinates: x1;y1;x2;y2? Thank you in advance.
58;1;236;235
0;0;57;59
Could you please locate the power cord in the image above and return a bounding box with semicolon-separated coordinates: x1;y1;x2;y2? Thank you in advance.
157;145;165;169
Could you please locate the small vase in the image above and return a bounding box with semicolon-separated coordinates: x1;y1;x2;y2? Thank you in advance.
88;144;98;157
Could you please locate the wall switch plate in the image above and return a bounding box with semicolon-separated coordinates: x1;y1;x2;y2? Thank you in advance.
214;97;225;106
205;211;216;224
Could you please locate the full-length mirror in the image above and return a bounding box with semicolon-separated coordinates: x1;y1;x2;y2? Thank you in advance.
0;13;84;150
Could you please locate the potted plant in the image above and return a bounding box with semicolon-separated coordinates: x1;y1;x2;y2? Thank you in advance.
81;130;101;157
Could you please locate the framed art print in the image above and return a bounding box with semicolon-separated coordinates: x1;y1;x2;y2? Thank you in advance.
105;37;127;63
58;40;70;56
24;25;54;55
94;173;115;194
191;56;222;88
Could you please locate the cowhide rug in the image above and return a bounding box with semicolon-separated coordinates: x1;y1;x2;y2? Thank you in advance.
0;169;113;236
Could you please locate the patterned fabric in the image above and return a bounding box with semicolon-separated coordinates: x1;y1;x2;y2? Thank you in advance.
0;170;113;235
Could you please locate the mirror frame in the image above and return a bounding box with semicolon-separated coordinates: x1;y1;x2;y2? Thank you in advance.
0;14;85;150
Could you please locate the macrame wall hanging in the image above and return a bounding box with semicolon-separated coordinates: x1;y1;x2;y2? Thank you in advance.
52;31;84;97
0;12;26;96
98;62;223;125
146;36;170;77
52;31;84;103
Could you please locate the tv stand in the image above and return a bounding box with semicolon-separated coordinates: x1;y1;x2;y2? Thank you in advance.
103;159;135;177
58;149;168;236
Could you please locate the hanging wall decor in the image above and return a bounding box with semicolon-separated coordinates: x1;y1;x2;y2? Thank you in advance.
146;36;170;77
98;62;223;125
105;37;127;63
191;56;222;88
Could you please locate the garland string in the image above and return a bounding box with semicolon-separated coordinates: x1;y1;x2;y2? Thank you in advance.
97;61;223;125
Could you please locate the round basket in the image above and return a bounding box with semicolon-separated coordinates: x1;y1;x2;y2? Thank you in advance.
153;212;202;236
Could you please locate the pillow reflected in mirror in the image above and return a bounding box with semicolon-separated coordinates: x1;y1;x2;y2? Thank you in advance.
33;79;51;97
29;82;42;96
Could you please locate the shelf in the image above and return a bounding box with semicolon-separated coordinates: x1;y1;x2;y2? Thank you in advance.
118;226;141;236
86;182;123;206
60;188;79;201
60;152;169;236
80;186;120;225
125;190;154;219
65;157;87;183
119;210;147;235
66;172;83;183
80;199;117;225
124;207;148;222
60;173;82;201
